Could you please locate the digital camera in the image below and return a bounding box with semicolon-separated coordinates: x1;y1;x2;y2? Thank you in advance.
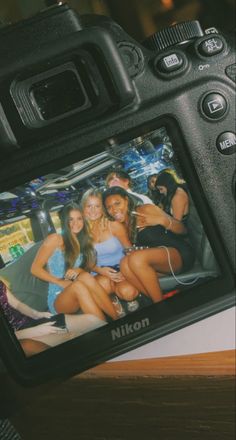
0;3;235;385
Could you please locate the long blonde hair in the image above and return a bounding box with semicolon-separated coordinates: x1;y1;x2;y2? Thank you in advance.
80;188;109;234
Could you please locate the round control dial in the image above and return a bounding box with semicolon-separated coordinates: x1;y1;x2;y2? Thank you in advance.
144;21;204;52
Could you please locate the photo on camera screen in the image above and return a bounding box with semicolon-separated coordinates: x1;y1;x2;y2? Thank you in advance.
0;126;220;358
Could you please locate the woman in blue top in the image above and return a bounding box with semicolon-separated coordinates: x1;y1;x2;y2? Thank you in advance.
81;189;139;304
31;202;117;321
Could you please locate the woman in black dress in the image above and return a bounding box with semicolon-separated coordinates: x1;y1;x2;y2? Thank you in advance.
102;186;195;303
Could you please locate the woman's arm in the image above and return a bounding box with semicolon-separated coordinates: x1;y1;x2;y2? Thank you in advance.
136;204;187;234
110;221;132;247
6;288;51;319
31;234;70;288
15;322;65;340
171;189;189;221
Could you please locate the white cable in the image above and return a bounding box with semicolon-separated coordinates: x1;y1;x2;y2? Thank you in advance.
158;245;200;286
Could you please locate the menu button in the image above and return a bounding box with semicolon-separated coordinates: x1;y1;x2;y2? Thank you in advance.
216;132;236;155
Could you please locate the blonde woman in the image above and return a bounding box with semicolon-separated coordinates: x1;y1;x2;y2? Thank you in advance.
81;189;139;309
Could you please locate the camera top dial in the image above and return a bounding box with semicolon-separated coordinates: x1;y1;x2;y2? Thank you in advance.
143;20;204;52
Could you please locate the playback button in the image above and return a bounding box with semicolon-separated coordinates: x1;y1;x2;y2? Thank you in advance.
216;132;236;155
201;92;228;120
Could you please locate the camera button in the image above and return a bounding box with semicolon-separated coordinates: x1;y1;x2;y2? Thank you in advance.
216;132;236;155
118;42;144;77
198;37;224;56
201;93;228;120
157;53;184;73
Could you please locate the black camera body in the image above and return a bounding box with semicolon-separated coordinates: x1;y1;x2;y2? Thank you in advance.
0;3;235;262
0;4;235;384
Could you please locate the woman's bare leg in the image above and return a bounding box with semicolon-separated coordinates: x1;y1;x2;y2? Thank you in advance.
31;315;107;348
95;273;139;302
77;273;118;320
95;274;114;295
65;314;106;334
121;248;182;303
54;281;106;321
19;339;49;356
30;332;74;347
120;256;149;295
115;281;139;301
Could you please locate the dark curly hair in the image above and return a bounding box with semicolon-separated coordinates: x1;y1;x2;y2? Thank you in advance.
102;186;139;243
155;169;188;215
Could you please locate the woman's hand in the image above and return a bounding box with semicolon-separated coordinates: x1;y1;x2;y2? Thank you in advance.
33;311;53;319
133;211;163;228
16;322;68;339
134;205;186;234
64;268;83;281
33;322;66;336
57;279;72;289
98;267;125;283
111;271;125;283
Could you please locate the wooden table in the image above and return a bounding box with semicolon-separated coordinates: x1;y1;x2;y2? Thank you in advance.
2;350;235;440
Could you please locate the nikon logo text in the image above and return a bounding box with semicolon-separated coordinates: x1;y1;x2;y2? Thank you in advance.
111;318;150;341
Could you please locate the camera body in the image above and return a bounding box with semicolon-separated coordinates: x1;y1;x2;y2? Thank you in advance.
0;4;235;263
0;4;235;384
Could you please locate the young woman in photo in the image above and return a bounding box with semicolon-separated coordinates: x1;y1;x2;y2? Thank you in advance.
31;202;117;321
146;174;162;206
0;280;106;356
103;187;195;303
155;168;190;223
81;189;139;312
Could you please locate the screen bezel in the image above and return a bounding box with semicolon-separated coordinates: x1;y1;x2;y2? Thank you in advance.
0;116;235;385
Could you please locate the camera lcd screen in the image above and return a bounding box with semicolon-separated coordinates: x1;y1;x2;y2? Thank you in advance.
30;70;88;120
0;124;224;368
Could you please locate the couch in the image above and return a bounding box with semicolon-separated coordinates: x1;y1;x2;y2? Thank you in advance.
0;242;48;311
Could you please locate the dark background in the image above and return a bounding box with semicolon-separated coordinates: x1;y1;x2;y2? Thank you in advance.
0;0;235;41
